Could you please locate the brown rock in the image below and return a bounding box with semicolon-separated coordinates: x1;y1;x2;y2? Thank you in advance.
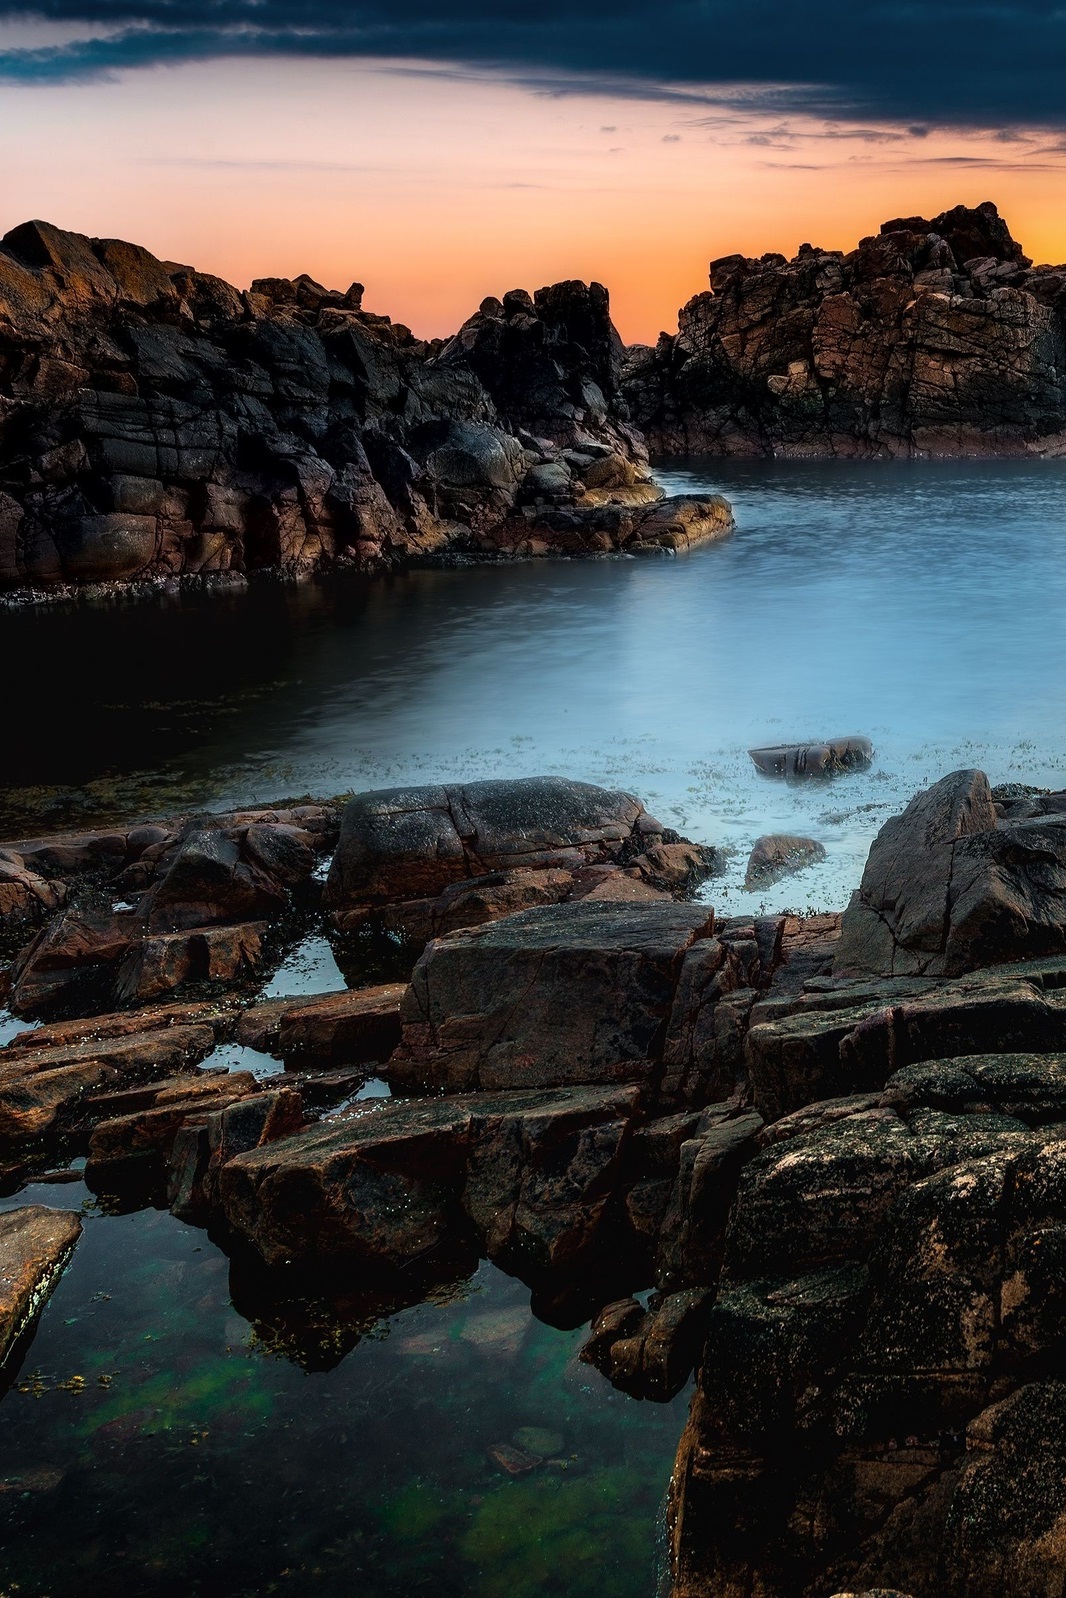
391;900;715;1098
0;1205;81;1368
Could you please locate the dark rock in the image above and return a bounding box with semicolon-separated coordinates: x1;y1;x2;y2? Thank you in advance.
580;1287;712;1400
0;1021;218;1160
83;1070;263;1194
325;776;651;909
745;834;827;889
166;1086;306;1221
220;1083;641;1278
0;1205;81;1368
748;738;874;779
390;900;714;1098
837;768;1066;977
0;219;715;592
626;202;1066;459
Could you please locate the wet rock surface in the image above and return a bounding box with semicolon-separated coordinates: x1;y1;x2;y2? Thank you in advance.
626;201;1066;458
0;1205;81;1369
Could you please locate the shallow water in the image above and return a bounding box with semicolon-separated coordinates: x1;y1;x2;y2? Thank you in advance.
4;458;1066;915
0;1184;683;1598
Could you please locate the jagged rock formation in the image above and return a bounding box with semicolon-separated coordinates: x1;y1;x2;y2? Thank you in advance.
0;219;732;592
624;201;1066;457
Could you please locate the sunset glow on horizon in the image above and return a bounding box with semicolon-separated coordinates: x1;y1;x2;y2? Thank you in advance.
3;49;1066;343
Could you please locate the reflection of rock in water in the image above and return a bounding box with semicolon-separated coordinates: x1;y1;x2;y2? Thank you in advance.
225;1243;479;1372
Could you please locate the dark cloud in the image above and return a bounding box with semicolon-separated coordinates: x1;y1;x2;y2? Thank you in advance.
0;1;1065;128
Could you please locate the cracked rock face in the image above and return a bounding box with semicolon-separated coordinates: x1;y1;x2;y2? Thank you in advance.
0;220;701;592
836;768;1066;977
624;201;1066;458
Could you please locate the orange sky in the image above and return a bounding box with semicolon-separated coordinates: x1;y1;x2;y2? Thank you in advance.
2;52;1066;343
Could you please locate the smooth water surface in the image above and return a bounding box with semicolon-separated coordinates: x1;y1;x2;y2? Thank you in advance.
0;1183;683;1598
4;459;1066;913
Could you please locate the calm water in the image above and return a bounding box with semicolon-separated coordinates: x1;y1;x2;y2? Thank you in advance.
0;1183;683;1598
3;459;1066;1592
4;458;1066;916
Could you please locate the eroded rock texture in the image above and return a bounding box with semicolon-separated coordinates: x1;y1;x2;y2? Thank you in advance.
625;201;1066;457
0;219;732;592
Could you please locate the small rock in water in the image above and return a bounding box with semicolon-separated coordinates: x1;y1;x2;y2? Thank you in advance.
512;1426;564;1457
748;736;873;780
488;1442;542;1475
745;835;827;890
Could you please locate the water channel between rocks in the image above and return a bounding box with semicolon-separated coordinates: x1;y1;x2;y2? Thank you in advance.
3;458;1066;1593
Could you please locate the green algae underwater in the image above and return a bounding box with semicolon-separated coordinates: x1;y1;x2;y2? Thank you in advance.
0;1187;686;1597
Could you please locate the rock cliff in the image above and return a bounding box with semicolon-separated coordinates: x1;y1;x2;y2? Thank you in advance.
0;220;731;593
624;200;1066;457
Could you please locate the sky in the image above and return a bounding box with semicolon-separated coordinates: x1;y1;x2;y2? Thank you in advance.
2;3;1066;342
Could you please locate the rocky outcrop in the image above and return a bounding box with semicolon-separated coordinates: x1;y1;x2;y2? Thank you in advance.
625;201;1066;458
0;219;733;594
12;771;1066;1594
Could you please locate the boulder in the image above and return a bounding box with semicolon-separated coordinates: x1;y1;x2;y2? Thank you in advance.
167;1087;306;1223
390;899;714;1097
580;1287;713;1400
745;834;827;889
0;1206;81;1368
83;1070;264;1193
837;769;1066;977
0;1022;217;1159
220;1083;641;1277
323;776;654;910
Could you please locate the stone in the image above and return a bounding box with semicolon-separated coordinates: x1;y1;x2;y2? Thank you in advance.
144;828;289;932
0;1206;81;1368
745;834;827;889
748;737;874;779
0;1022;217;1157
167;1086;306;1223
219;1083;641;1275
111;921;268;1004
390;900;714;1097
83;1070;263;1193
323;776;651;909
273;984;404;1064
0;218;711;593
626;202;1066;459
837;769;1066;977
580;1287;713;1401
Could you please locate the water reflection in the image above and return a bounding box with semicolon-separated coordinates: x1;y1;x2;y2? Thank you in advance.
0;1187;684;1598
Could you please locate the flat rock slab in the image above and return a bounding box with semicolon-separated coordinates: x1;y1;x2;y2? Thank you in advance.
220;1082;641;1273
237;984;405;1064
0;1022;218;1154
391;900;715;1096
0;1205;81;1367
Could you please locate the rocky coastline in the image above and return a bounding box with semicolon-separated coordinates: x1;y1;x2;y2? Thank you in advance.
3;198;1066;600
5;767;1066;1594
0;219;730;598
